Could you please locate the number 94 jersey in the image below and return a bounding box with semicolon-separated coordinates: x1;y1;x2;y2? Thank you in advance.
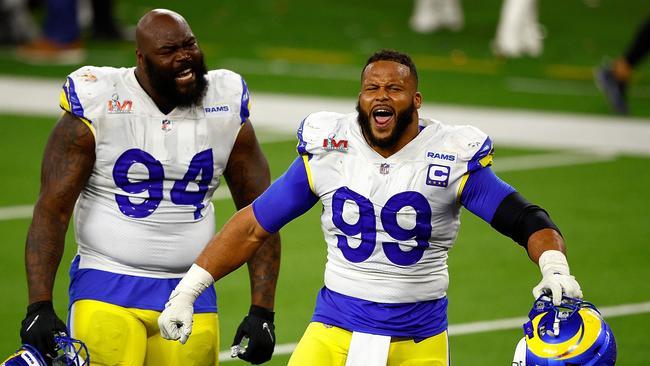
60;66;249;278
298;112;493;303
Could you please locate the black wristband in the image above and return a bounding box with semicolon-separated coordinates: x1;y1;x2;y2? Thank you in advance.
249;305;274;322
26;301;54;315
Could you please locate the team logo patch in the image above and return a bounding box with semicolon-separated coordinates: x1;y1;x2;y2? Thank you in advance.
323;133;348;152
426;164;450;187
161;119;173;132
204;105;230;113
426;151;456;162
107;93;133;114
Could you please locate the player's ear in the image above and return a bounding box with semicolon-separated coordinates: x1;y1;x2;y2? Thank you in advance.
136;49;144;67
414;92;422;109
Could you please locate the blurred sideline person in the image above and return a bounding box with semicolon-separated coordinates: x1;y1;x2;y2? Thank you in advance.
20;8;280;366
492;0;543;57
15;0;84;64
158;49;583;365
409;0;543;57
409;0;463;33
0;0;38;45
595;17;650;115
15;0;130;64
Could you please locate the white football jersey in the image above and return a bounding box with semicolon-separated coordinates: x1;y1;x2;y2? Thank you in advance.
60;66;249;278
299;112;493;303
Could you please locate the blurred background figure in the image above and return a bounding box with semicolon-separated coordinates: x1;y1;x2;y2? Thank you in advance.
492;0;543;57
14;0;129;65
409;0;463;33
79;0;132;41
409;0;543;58
15;0;84;64
0;0;38;45
595;17;650;115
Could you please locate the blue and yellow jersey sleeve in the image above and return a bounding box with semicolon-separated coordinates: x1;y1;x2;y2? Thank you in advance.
294;111;348;195
239;77;250;124
450;124;510;222
460;167;515;223
59;67;108;136
206;69;251;125
295;111;347;156
252;157;319;233
450;125;494;201
467;135;494;173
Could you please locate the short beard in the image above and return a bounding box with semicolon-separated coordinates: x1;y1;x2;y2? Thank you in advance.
356;101;416;149
144;52;208;108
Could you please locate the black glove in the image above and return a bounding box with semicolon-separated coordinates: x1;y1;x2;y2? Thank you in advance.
20;301;68;362
231;305;275;364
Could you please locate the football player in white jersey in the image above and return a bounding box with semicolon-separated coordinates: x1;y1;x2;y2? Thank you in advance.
20;9;280;366
158;49;582;365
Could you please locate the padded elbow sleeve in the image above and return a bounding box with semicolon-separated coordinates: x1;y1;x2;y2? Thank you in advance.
490;192;561;248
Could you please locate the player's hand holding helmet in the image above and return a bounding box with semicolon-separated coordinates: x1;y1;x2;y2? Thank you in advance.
231;305;276;364
512;295;616;366
533;250;583;306
1;335;89;366
19;301;69;362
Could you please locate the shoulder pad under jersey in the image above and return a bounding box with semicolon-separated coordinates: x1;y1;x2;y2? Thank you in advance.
296;111;352;156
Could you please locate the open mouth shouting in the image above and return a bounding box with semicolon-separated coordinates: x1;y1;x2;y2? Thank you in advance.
175;67;195;85
372;106;395;129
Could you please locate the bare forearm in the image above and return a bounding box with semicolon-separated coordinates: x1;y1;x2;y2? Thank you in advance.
195;206;270;282
24;112;95;304
25;204;70;303
526;228;566;264
247;232;280;309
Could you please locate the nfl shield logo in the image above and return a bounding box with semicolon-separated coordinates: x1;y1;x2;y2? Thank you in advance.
161;119;173;132
380;163;390;175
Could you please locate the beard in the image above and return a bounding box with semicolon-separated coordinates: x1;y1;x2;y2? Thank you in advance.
356;101;416;149
144;52;208;108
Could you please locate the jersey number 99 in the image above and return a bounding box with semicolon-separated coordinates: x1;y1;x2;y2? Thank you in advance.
332;187;432;266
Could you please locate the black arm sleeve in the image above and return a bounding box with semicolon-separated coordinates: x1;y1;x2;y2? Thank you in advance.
490;191;561;249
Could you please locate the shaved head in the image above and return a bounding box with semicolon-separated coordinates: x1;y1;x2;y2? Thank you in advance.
133;9;207;113
136;9;191;55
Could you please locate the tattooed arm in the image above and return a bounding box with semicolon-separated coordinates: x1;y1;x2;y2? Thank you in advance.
223;119;281;310
21;112;95;357
26;112;95;303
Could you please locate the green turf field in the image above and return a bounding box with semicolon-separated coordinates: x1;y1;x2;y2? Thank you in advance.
0;114;649;364
1;0;649;364
0;0;649;117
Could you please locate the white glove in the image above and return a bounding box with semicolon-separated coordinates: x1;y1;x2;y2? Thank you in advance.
158;264;214;344
158;290;196;344
532;250;583;306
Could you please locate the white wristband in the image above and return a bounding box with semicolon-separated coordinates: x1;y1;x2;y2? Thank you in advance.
175;263;215;300
538;250;570;276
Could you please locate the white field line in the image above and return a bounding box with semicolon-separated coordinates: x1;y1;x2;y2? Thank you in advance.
0;151;616;222
2;76;650;156
218;300;650;362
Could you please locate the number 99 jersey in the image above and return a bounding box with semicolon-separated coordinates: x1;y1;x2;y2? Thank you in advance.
297;112;493;304
59;66;249;278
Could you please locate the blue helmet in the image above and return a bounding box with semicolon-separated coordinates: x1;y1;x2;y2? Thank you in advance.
512;296;616;366
1;336;89;366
